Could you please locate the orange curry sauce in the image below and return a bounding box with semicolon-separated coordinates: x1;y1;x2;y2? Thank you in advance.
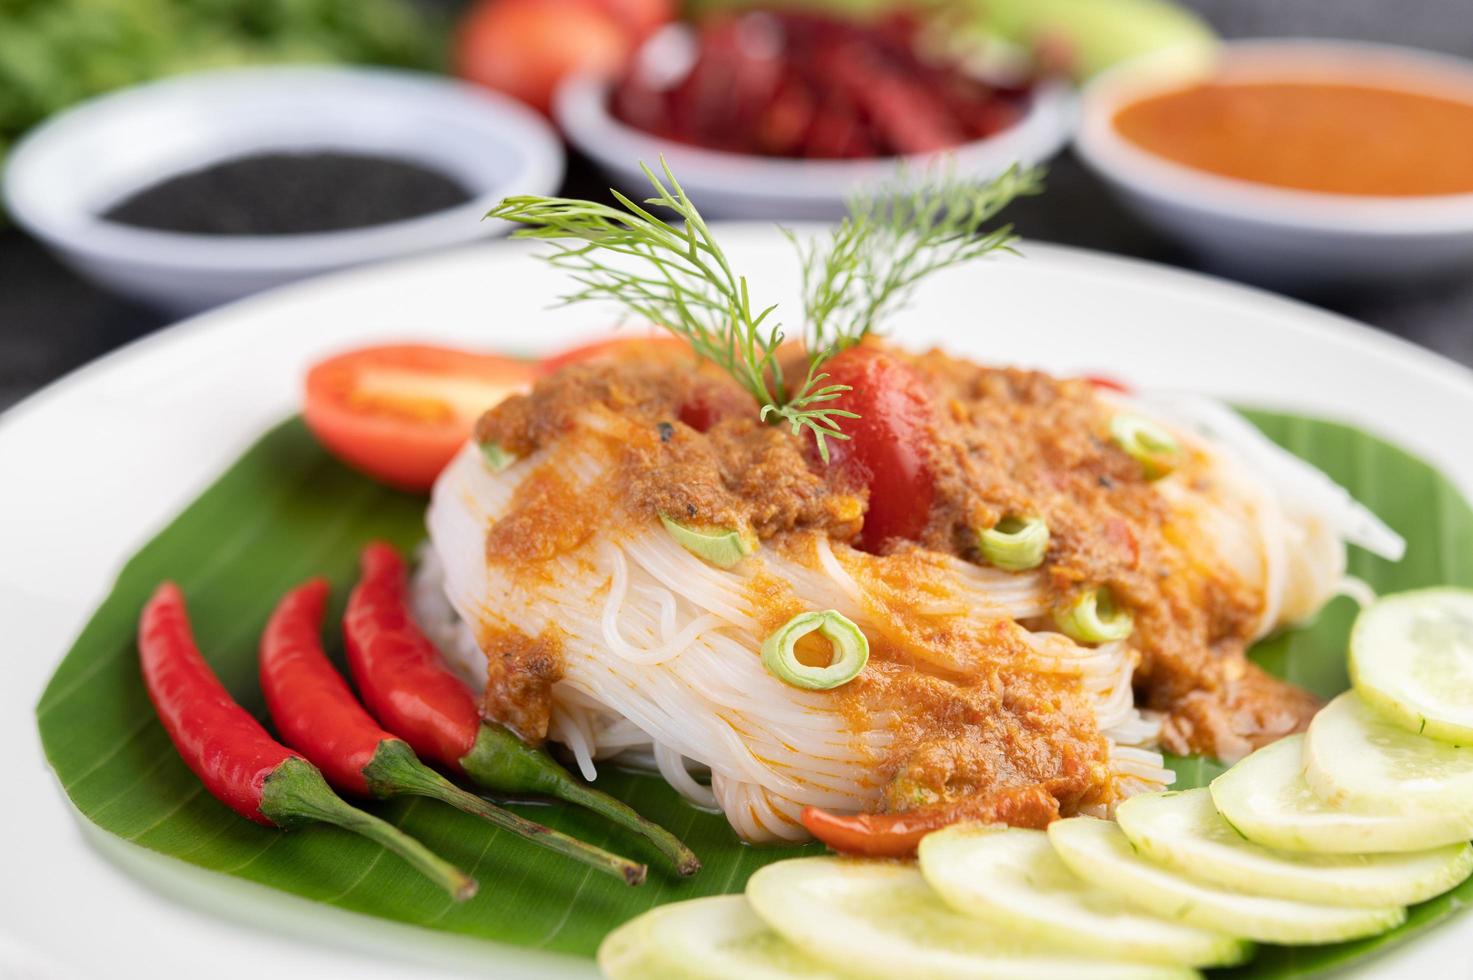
1114;78;1473;196
473;346;1318;832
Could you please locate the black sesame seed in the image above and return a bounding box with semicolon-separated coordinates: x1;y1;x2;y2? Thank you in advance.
101;151;471;236
658;422;675;442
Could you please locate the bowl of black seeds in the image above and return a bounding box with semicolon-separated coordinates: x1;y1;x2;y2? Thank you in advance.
2;66;564;314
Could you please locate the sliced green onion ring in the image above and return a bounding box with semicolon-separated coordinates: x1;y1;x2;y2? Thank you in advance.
480;441;514;472
761;611;869;690
1109;413;1180;480
977;515;1049;571
1056;587;1134;644
660;514;755;569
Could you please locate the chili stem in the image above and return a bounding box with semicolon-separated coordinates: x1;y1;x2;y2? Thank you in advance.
365;739;647;885
552;779;702;877
462;723;701;876
261;757;477;901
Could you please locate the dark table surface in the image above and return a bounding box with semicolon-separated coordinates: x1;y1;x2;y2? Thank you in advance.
4;0;1473;414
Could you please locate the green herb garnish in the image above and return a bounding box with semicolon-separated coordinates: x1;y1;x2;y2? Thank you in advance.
760;610;870;690
1056;586;1135;644
977;514;1050;571
1110;412;1181;480
792;164;1044;357
487;159;1040;460
659;514;756;569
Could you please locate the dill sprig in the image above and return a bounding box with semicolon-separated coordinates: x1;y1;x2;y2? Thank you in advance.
488;159;858;460
760;358;859;463
791;164;1045;356
486;158;1039;462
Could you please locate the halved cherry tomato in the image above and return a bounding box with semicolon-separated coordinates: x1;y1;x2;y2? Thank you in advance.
1083;373;1130;393
304;344;536;493
540;334;692;373
543;335;750;432
820;346;937;553
677;384;753;433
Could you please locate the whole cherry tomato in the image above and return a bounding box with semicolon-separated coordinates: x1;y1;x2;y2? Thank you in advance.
819;345;937;552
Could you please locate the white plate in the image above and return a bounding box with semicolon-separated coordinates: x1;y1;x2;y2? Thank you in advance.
1;227;1469;979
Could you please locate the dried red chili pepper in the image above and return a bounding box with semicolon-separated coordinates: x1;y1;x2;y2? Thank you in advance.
260;578;646;885
138;582;476;900
799;804;953;858
611;11;1030;160
345;543;700;876
802;785;1060;857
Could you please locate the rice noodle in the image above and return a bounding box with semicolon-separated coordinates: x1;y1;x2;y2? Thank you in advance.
1138;392;1405;562
421;391;1394;843
425;444;1156;840
655;743;720;809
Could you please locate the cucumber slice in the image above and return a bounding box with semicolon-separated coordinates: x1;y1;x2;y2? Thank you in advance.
919;824;1249;967
1118;787;1473;906
745;857;1198;980
1211;735;1473;854
1350;588;1473;743
1048;817;1406;944
1306;691;1473;815
598;895;849;980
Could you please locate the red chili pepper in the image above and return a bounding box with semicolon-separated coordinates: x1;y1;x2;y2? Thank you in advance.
344;547;481;770
260;578;646;885
138;582;476;900
345;542;701;876
261;579;383;794
1084;374;1131;393
799;805;954;858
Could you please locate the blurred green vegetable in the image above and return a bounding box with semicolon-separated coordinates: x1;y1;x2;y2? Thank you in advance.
960;0;1215;79
0;0;446;162
679;0;1217;81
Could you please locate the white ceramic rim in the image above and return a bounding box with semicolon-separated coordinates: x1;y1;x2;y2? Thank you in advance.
5;231;1473;978
1;65;565;273
1075;38;1473;237
555;72;1075;200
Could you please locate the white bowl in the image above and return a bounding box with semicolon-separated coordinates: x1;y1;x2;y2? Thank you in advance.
1075;40;1473;288
556;30;1073;221
3;66;564;315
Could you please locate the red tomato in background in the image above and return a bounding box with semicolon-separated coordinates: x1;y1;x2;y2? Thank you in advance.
540;334;691;373
819;345;938;553
304;345;537;493
587;0;674;40
455;0;634;114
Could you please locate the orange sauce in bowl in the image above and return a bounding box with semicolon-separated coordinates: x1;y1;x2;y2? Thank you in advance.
1114;79;1473;196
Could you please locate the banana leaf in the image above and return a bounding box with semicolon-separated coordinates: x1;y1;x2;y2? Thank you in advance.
34;411;1473;977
